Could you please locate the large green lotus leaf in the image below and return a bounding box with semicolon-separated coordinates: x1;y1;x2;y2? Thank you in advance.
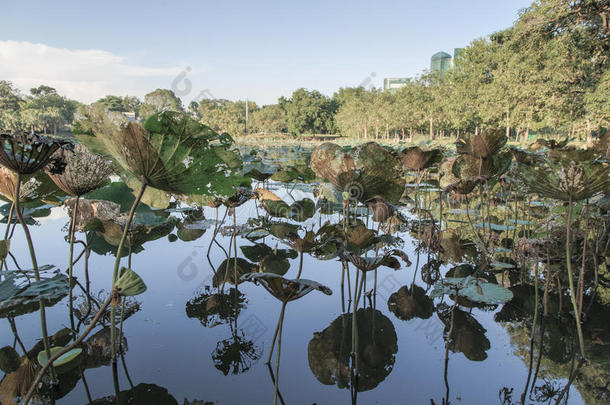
0;200;53;224
456;129;507;158
311;142;405;204
122;173;171;209
0;267;70;317
77;109;249;198
114;267;147;297
430;276;513;304
400;147;443;171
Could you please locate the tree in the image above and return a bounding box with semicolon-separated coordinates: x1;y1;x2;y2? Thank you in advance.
139;89;184;119
93;95;126;112
250;104;287;133
0;80;24;131
281;88;337;135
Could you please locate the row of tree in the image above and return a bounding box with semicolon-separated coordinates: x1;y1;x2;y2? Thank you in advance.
1;1;607;140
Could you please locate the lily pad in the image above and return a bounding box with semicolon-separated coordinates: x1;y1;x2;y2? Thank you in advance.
37;347;83;371
430;276;513;305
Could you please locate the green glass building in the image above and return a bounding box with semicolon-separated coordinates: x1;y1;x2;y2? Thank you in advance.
430;51;452;77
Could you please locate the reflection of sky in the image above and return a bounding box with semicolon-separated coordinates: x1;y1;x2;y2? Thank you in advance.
1;192;584;405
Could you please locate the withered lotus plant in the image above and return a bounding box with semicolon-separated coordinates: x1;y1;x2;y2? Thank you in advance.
76;108;249;364
0;131;73;387
46;143;114;331
518;150;610;359
241;272;331;404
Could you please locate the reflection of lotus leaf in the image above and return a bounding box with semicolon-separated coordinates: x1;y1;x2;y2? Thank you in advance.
388;285;434;320
240;243;297;275
311;142;405;203
437;304;490;361
257;189;316;222
214;258;257;287
84;327;127;369
90;383;179;405
186;288;246;327
0;346;20;374
0;267;70;318
308;308;397;391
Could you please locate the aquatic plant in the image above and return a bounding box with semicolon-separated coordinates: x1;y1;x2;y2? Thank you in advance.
310;142;405;204
76;108;249;368
518;150;610;359
0;131;73;386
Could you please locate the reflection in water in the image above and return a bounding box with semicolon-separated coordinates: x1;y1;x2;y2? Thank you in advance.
308;308;398;392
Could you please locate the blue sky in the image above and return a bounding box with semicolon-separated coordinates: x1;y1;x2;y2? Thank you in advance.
1;0;532;105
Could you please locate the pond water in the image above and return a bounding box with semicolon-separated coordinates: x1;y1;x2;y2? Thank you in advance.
0;145;607;405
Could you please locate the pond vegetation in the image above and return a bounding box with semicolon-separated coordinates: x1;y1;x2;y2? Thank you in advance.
0;107;608;404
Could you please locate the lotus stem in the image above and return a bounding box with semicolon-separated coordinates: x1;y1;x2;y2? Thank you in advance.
273;301;286;405
110;181;147;364
267;301;287;365
565;196;585;359
22;294;113;405
68;195;80;334
296;251;304;279
13;172;55;382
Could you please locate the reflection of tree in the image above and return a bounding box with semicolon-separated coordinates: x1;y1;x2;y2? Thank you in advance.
437;303;490;361
496;285;610;404
185;287;246;327
308;308;397;392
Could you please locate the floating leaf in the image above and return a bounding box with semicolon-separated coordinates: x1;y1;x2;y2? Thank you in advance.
37;347;83;369
430;276;513;305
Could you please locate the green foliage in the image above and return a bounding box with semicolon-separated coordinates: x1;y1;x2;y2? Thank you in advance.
281;88;337;135
76;109;250;199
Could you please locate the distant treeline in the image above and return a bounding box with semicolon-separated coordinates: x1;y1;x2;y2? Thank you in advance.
1;1;608;141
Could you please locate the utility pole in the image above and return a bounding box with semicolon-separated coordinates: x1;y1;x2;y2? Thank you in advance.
245;98;248;134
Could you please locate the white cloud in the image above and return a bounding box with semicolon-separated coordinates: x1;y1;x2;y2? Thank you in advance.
0;40;182;103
